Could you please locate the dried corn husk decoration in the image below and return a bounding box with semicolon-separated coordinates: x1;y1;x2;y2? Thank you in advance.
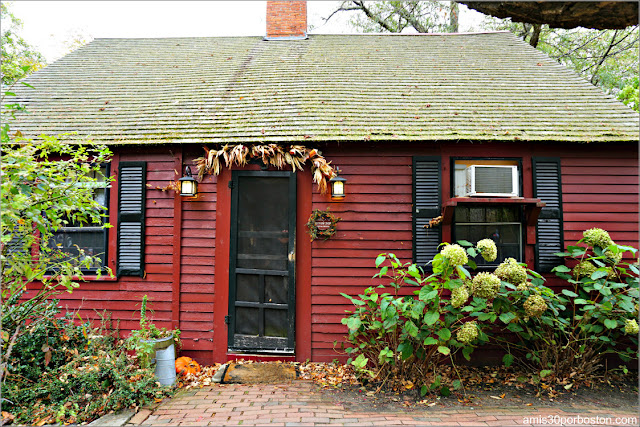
229;144;249;167
195;144;337;194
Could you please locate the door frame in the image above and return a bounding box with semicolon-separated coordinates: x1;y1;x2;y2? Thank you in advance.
227;170;297;353
212;165;312;363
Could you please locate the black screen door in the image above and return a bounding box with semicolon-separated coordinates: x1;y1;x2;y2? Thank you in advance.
228;171;296;353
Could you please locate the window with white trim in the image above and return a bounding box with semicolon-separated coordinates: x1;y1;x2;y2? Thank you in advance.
452;159;523;267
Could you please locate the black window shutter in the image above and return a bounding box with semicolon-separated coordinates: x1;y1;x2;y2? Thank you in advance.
6;227;29;260
413;156;442;267
532;158;564;273
117;161;146;276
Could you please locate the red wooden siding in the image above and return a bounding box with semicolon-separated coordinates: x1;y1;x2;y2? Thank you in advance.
51;149;178;342
177;152;217;362
561;155;638;251
42;141;637;365
49;147;219;364
310;149;422;362
310;142;638;362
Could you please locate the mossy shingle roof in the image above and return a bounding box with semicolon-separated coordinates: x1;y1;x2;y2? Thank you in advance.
10;32;639;144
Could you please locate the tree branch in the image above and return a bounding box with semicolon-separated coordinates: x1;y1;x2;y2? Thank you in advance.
391;3;428;33
529;24;542;48
322;1;361;23
552;30;608;59
588;30;619;83
353;1;398;33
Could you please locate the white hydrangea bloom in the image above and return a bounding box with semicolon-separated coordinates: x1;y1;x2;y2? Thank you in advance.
624;319;639;335
456;321;478;343
476;239;497;262
583;228;613;249
524;295;547;317
441;244;468;267
470;272;501;299
451;286;469;308
494;258;527;285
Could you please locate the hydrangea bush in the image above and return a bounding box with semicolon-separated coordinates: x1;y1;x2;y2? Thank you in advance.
341;230;638;389
340;240;508;395
497;228;638;380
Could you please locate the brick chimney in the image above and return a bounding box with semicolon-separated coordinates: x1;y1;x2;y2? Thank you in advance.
265;1;307;40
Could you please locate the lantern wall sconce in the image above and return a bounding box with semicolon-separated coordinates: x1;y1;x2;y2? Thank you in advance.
178;166;198;197
329;168;347;200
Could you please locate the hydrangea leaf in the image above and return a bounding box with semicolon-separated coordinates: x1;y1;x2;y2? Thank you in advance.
437;346;450;355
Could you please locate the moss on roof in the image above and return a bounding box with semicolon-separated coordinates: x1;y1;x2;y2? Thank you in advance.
10;32;639;144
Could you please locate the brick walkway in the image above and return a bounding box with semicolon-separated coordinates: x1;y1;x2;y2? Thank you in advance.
127;381;638;426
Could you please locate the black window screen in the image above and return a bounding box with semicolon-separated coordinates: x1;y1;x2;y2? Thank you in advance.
229;171;295;353
236;177;289;271
48;166;109;272
454;205;522;267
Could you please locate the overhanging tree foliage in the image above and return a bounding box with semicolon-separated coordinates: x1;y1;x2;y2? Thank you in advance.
324;1;639;109
1;3;113;381
326;1;459;33
1;3;46;85
483;16;639;98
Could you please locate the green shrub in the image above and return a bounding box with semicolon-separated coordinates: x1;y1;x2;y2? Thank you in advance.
1;301;174;425
340;241;505;395
340;230;639;391
496;228;638;380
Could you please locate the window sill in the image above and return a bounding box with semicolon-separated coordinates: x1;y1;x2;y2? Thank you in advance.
41;274;118;282
442;197;544;223
442;197;545;244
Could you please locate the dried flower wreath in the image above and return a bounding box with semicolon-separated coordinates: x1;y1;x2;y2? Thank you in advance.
306;208;341;241
195;144;336;194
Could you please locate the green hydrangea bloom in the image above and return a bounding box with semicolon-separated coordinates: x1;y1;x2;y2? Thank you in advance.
470;272;501;299
494;258;527;285
456;321;478;343
583;228;613;249
524;295;547;317
604;267;618;281
572;261;597;279
476;239;497;262
516;282;530;292
624;319;639;335
604;249;622;265
441;244;468;267
451;286;469;308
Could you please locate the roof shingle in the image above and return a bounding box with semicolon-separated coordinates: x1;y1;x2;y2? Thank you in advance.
10;32;639;144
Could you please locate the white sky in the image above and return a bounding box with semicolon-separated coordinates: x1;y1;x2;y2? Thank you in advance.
5;1;486;63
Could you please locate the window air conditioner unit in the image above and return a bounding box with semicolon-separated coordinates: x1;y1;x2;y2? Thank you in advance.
465;165;519;197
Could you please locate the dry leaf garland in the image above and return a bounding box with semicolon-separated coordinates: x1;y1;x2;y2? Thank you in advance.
195;144;336;194
424;215;443;229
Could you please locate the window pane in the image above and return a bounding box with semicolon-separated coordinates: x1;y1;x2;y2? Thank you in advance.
454;206;469;222
264;309;288;338
95;188;107;207
454;206;522;266
48;229;106;269
236;274;260;302
236;307;259;335
48;165;109;272
265;275;288;304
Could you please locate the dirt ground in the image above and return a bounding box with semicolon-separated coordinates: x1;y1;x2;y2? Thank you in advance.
319;375;639;414
184;361;638;415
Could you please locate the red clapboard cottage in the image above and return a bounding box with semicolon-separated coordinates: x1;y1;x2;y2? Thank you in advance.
11;1;639;364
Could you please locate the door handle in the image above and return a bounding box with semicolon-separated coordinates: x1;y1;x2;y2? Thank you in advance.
288;251;295;262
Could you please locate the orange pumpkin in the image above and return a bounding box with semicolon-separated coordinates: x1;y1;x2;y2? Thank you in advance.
175;356;201;375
